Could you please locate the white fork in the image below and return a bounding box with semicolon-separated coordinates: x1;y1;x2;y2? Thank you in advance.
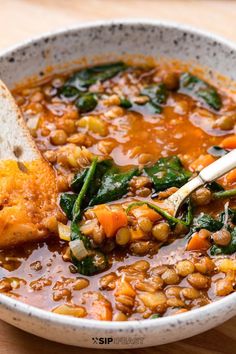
167;149;236;216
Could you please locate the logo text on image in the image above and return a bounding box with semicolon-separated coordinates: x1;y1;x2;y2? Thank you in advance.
92;337;144;345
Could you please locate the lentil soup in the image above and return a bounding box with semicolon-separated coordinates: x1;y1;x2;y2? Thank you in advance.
1;61;236;321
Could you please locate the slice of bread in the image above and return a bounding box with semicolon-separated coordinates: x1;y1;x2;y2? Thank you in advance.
0;80;60;248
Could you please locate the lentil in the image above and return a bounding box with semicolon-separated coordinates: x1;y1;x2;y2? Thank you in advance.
152;223;170;242
187;273;209;289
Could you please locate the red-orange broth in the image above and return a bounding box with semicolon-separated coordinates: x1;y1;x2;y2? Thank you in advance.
0;61;235;321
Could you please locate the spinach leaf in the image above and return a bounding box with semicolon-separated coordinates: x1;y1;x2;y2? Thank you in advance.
72;157;98;222
71;169;88;192
75;93;98;113
62;158;109;276
70;166;108;276
193;213;223;232
179;73;222;111
59;85;80;99
71;159;112;193
89;167;140;206
185;212;223;240
120;97;132;108
86;160;113;200
71;249;108;276
59;193;77;220
70;221;91;247
207;181;224;192
141;83;167;114
207;146;229;157
146;102;162;114
219;208;236;225
70;222;108;275
145;156;191;192
71;159;137;207
210;227;236;255
198;89;222;111
142;83;167;104
59;86;99;113
64;62;127;91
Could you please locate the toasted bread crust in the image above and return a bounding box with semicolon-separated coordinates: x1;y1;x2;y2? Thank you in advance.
0;80;40;162
0;80;59;248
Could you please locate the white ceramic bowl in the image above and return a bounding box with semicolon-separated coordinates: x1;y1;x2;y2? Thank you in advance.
0;20;235;349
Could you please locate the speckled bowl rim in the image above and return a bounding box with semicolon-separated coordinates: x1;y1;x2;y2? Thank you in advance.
0;289;235;331
0;19;235;331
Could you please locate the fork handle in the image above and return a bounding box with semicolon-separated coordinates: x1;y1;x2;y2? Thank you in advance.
199;149;236;182
168;149;236;216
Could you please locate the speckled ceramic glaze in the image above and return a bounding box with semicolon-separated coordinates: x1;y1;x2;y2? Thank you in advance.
0;21;235;348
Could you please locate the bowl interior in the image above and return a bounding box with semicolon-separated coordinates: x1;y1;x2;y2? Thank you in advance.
0;20;235;348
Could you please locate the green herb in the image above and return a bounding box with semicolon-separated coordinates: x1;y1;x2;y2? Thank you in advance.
187;207;236;253
70;221;91;246
75;93;98;113
142;83;167;104
141;83;168;114
207;146;229;157
70;222;107;275
207;181;224;192
213;188;236;200
69;163;108;276
59;193;77;220
64;62;127;91
71;249;108;276
209;206;236;255
120;97;132;108
146;102;162;114
193;213;223;232
71;170;88;193
210;227;236;255
183;200;194;226
185;212;223;240
71;159;112;191
198;89;222;111
145;156;191;192
219;208;236;225
126;201;190;227
59;86;80;99
71;159;138;208
90;167;140;206
67;157;139;275
179;73;222;111
72;157;98;222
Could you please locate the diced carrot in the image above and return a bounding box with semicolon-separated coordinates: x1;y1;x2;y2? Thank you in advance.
220;135;236;149
189;154;215;172
130;227;145;241
131;204;161;222
94;205;127;238
186;232;211;251
225;168;236;184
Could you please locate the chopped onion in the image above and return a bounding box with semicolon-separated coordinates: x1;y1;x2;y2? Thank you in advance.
26;115;40;130
58;222;71;241
80;219;98;235
69;239;89;261
223;201;229;227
